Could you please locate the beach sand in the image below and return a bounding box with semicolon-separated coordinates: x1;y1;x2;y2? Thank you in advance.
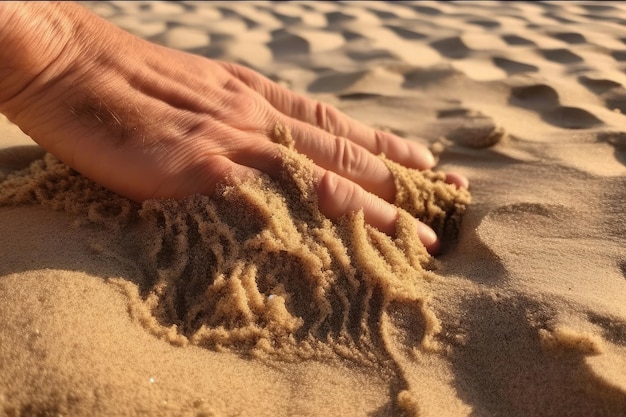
1;1;625;416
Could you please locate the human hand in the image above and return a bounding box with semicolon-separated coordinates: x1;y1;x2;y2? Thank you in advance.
0;2;467;254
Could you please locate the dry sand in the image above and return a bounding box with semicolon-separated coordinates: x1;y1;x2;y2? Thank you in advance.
1;1;625;416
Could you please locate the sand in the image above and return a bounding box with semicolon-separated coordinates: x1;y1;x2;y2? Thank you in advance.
1;1;625;416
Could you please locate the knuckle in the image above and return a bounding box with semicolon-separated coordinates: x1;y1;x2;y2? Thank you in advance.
213;78;270;130
332;136;349;172
331;136;367;177
335;179;357;210
318;170;359;219
314;100;340;134
183;154;227;188
373;129;391;155
315;100;328;131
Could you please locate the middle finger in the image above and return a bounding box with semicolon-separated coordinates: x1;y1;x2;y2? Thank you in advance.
281;116;397;203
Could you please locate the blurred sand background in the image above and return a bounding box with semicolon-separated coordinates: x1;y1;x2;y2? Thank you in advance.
1;1;626;416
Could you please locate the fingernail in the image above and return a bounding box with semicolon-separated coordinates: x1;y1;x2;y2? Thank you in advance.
417;222;440;254
424;150;436;168
446;173;469;189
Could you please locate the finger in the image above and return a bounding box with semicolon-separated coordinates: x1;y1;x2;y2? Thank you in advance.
314;167;440;255
220;62;435;170
445;172;469;189
285;118;397;202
